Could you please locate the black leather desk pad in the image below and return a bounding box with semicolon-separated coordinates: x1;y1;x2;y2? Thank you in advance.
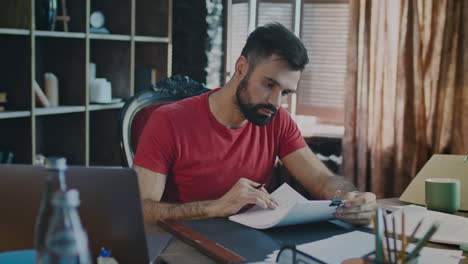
181;218;358;262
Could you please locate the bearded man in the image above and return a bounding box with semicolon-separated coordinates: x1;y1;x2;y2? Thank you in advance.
133;23;376;226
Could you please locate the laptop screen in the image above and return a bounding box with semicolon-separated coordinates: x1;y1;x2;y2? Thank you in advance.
0;165;150;264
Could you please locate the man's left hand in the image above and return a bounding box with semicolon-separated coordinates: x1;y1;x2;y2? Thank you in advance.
334;192;377;226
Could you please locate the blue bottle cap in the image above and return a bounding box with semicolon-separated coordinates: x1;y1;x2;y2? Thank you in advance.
100;247;112;257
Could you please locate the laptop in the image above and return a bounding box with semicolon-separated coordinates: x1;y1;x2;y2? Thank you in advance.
0;164;171;264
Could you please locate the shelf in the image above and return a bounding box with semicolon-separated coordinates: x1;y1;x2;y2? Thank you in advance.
35;30;86;38
90;109;123;166
35;106;86;116
89;34;131;41
0;0;171;166
0;35;31;110
136;42;169;83
134;36;170;43
0;111;31;119
35;37;86;105
91;40;131;99
0;1;30;30
0;118;32;164
136;0;169;37
88;102;125;111
0;28;30;35
91;0;131;35
36;113;86;165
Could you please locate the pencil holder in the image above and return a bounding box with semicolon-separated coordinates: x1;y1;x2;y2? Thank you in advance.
362;250;419;264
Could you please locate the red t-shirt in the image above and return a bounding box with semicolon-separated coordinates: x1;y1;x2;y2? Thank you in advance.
133;88;307;202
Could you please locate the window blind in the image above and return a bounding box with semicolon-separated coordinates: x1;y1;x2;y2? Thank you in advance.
228;1;250;75
257;1;294;30
297;0;349;124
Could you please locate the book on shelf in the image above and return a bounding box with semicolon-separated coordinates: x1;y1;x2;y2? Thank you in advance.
34;81;50;108
0;92;7;104
135;67;157;94
0;150;14;164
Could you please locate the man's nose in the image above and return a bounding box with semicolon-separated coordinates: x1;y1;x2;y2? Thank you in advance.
267;90;281;109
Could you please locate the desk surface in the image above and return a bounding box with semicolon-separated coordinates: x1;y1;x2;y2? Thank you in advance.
149;198;468;264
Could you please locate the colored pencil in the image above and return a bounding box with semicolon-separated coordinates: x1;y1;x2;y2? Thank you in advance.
407;224;439;259
401;210;406;263
382;213;392;263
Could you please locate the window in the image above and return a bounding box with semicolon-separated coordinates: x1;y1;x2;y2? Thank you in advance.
225;0;349;135
297;0;348;125
226;0;250;79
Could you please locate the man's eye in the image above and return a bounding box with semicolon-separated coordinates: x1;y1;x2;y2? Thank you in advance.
266;82;275;89
281;90;293;96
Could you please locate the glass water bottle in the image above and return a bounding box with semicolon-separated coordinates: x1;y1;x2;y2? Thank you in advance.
35;157;68;263
40;189;92;264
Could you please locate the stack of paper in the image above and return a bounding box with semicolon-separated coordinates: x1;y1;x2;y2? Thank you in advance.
383;205;468;245
228;183;337;229
264;231;464;264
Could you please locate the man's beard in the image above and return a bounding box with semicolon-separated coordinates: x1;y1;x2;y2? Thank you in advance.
235;75;278;127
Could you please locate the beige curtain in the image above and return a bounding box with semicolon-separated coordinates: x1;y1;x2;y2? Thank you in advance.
343;0;468;198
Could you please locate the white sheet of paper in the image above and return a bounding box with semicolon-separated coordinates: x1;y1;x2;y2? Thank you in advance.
384;205;468;245
228;183;337;229
264;231;464;264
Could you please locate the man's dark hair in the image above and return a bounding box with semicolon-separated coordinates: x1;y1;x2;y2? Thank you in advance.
240;23;309;71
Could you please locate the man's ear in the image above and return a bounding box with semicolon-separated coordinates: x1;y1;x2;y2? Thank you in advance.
234;56;249;79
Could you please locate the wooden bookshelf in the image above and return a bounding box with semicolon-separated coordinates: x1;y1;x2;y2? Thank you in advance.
0;0;172;166
0;28;30;35
35;106;86;116
88;102;125;111
89;34;131;41
35;30;86;38
0;111;31;119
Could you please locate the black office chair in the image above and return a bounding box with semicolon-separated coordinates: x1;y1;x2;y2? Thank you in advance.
119;75;210;167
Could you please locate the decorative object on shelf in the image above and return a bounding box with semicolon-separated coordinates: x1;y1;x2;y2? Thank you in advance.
34;154;47;166
89;62;96;82
0;92;6;112
44;73;59;107
53;0;70;31
90;78;113;103
34;81;50;108
36;0;57;30
0;150;14;164
89;64;121;104
135;67;157;94
0;93;5;103
90;11;110;34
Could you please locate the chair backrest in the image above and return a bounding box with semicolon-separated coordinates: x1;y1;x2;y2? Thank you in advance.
119;75;210;167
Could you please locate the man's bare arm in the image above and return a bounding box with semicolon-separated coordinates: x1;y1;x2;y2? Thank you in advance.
142;198;217;222
281;147;356;199
134;165;278;223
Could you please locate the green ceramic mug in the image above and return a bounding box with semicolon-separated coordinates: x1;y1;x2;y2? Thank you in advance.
425;178;460;214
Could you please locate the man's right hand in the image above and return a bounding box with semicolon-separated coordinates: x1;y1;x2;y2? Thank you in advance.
208;178;279;217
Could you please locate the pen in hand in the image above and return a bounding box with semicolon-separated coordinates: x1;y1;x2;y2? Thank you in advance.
254;183;265;189
253;183;279;208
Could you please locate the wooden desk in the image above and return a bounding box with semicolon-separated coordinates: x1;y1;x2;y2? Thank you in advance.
148;199;468;264
146;224;216;264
